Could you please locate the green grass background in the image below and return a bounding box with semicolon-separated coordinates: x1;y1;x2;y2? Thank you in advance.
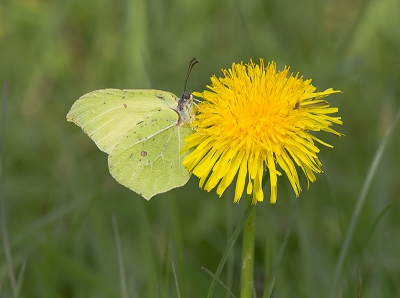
1;0;400;297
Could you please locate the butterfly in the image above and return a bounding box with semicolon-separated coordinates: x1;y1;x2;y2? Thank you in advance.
67;58;199;200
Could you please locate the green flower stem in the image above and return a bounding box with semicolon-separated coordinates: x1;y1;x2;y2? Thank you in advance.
240;194;256;298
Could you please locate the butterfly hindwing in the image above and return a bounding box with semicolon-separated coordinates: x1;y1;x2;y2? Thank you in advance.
108;108;193;200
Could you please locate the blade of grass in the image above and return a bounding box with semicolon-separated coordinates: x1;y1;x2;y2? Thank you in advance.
1;80;17;295
112;213;129;298
169;196;187;296
136;199;160;298
171;258;181;298
207;202;253;298
361;200;398;264
262;199;298;298
329;107;400;297
224;197;235;298
15;257;28;298
161;236;170;298
202;267;237;298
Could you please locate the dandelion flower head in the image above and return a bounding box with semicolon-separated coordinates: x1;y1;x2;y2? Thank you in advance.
183;59;342;204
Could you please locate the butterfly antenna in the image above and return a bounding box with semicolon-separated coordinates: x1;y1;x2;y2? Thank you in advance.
193;82;208;92
184;58;199;92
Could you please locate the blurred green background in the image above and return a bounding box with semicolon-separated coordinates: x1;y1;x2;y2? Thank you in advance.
1;0;400;297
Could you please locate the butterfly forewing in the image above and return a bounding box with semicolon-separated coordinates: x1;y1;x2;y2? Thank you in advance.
66;89;179;154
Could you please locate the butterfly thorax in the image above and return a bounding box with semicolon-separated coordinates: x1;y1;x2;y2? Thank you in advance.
176;92;195;125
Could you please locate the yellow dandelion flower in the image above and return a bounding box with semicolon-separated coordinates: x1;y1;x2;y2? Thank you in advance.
183;59;343;204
